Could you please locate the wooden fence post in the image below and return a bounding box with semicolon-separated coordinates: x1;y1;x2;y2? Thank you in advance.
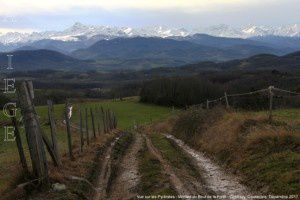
224;92;229;109
112;112;115;129
268;86;274;121
17;81;49;186
65;102;73;159
90;108;96;138
97;108;103;135
85;108;90;145
47;100;61;166
206;100;209;109
108;109;112;130
97;123;101;136
101;107;107;133
115;113;118;128
9;109;29;175
79;108;84;152
106;110;111;132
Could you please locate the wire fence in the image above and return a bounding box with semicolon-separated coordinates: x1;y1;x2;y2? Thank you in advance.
0;80;119;192
192;86;300;120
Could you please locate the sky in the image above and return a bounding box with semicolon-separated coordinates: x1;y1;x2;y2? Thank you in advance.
0;0;299;32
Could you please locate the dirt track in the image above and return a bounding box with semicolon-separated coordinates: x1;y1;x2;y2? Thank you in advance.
108;133;142;200
165;134;254;199
144;134;191;196
92;132;254;200
93;136;120;200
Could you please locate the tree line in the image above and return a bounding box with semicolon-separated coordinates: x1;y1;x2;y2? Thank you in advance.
140;73;300;109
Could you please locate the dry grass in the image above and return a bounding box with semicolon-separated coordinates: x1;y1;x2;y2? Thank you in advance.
152;115;176;134
160;108;300;195
1;125;119;200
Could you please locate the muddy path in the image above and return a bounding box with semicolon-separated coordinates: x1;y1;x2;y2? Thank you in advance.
107;133;143;200
165;134;255;199
93;136;120;200
144;134;208;198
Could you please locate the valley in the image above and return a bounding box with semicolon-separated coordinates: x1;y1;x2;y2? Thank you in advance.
0;9;299;200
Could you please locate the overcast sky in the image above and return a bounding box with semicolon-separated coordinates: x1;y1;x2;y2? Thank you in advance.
0;0;299;32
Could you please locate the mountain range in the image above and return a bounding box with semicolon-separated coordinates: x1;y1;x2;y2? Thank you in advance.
1;48;300;72
1;23;300;52
71;37;286;67
0;23;300;71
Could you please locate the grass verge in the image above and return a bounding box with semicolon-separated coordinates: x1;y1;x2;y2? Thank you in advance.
138;136;177;196
150;133;201;179
161;107;300;195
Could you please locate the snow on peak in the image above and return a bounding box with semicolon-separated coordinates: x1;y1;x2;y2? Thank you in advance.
1;23;300;45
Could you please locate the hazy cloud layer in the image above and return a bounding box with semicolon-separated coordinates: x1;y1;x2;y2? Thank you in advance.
0;0;298;32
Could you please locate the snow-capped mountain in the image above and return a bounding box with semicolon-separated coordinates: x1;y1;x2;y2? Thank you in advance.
0;23;190;45
192;24;300;38
0;23;300;53
0;23;300;51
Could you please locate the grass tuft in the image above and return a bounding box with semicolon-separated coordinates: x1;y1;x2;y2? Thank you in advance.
165;108;300;194
138;137;177;196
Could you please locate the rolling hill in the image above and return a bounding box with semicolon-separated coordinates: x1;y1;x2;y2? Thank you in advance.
72;37;285;64
0;44;299;72
180;51;300;71
0;49;95;71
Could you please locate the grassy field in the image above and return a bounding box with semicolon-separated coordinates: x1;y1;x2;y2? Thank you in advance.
0;97;172;193
70;97;172;130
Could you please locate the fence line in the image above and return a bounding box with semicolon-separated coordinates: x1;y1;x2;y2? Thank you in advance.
193;86;299;121
197;86;299;106
273;87;300;95
2;80;119;190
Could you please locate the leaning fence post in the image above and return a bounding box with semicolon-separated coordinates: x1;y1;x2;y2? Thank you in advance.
108;109;113;130
268;86;274;121
90;108;96;138
85;108;90;145
100;107;105;133
9;109;29;175
106;110;111;132
224;92;229;109
115;113;118;128
97;122;101;136
98;108;103;134
17;81;49;186
112;112;116;129
47;100;61;166
65;102;73;160
79;108;84;152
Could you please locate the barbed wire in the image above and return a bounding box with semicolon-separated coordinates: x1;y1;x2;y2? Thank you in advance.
195;86;299;107
273;87;300;95
227;89;268;97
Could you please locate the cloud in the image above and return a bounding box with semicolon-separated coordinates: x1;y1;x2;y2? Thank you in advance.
0;28;35;33
0;0;275;15
0;0;296;31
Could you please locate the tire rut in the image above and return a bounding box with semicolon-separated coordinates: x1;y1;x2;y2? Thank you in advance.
165;134;255;199
93;136;120;200
107;133;142;200
144;134;201;198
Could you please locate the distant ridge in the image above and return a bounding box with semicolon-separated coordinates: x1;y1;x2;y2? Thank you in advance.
181;52;300;71
0;49;94;71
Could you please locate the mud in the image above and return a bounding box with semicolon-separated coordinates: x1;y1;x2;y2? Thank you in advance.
93;136;120;200
108;133;143;200
165;134;255;199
